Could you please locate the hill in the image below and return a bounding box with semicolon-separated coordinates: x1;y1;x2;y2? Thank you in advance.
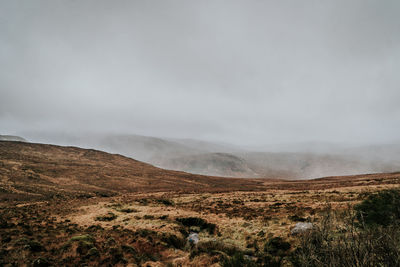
1;141;400;203
239;151;398;179
0;134;26;142
23;132;400;179
1;141;400;266
157;152;259;177
0;141;266;202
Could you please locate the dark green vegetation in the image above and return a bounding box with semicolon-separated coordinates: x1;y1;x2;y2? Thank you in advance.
292;189;400;267
354;189;400;226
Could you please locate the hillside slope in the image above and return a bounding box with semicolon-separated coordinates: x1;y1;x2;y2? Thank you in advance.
0;135;26;142
157;153;259;177
0;141;266;202
1;141;400;203
240;152;399;179
24;132;400;179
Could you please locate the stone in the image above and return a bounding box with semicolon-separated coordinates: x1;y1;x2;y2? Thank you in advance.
187;232;199;245
291;222;313;235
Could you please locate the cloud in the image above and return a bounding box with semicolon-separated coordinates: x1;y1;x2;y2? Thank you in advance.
1;0;399;145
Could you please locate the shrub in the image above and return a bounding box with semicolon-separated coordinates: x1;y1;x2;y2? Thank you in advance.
291;206;400;267
264;237;291;255
354;189;400;227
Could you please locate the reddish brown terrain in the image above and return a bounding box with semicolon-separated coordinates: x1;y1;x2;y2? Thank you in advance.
0;141;267;202
1;141;399;266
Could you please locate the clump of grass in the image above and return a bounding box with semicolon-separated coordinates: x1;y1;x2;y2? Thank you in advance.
191;240;241;258
155;198;174;206
95;212;117;221
135;229;157;238
87;247;100;258
176;217;217;234
221;252;257;267
32;257;51;267
27;240;45;252
138;199;149;205
15;238;45;252
160;233;185;249
64;234;96;255
119;208;138;213
109;246;127;265
288;214;307;222
122;244;137;255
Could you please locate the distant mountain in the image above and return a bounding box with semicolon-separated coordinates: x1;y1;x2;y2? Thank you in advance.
21;132;400;179
157;152;258;177
166;138;246;154
0;135;26;142
23;133;201;162
239;151;400;179
250;141;355;154
341;144;400;162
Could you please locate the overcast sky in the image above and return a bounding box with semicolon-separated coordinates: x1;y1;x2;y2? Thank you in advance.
1;0;399;146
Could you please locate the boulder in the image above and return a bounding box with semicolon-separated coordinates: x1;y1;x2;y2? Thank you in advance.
187;232;199;245
291;222;313;235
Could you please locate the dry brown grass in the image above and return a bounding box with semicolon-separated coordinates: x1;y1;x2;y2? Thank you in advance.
1;141;400;266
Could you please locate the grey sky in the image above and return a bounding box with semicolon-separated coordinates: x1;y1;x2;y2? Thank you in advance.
1;0;399;146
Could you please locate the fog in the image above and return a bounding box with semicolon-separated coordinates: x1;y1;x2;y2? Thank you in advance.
1;0;400;147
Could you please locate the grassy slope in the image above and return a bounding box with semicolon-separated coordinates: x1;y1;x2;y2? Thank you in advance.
1;141;400;266
0;141;267;202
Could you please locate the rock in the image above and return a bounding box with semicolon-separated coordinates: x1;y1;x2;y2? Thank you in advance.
291;222;313;235
187;233;199;245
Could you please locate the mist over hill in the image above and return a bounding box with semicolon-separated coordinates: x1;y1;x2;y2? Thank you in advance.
156;153;258;178
0;135;26;142
20;132;400;179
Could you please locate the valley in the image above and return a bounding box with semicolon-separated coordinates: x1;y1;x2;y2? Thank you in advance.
1;141;399;266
